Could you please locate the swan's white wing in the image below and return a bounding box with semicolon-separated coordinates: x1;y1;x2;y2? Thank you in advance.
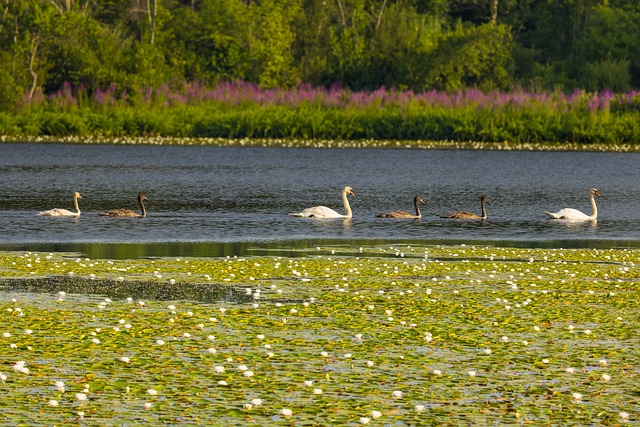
289;206;344;218
545;208;590;220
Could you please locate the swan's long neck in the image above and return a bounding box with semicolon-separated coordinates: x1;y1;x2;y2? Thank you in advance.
139;198;147;217
73;195;81;214
480;199;487;219
589;193;598;219
342;190;352;218
414;199;422;218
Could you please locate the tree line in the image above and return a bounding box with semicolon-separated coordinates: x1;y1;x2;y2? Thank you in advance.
1;0;639;112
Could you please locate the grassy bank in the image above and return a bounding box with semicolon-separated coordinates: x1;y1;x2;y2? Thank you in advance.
1;82;640;146
0;245;638;425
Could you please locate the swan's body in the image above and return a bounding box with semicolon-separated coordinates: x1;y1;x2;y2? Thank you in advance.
38;192;82;217
441;194;489;220
545;188;600;221
377;195;425;218
289;186;355;218
100;194;150;217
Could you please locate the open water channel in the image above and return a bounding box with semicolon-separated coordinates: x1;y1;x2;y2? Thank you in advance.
1;142;639;257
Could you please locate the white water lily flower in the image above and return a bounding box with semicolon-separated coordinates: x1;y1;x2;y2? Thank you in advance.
370;410;382;419
313;388;323;395
483;349;492;355
360;417;371;425
303;380;313;387
415;404;425;412
251;398;262;406
566;367;576;374
243;371;254;377
237;365;248;371
433;369;442;376
620;412;630;422
156;339;165;345
602;373;611;381
214;366;225;373
392;390;403;398
0;373;7;381
571;392;582;402
218;380;228;386
75;393;87;401
243;403;253;410
366;361;374;367
207;348;217;354
280;408;292;417
48;399;59;407
144;402;152;410
468;370;477;377
119;356;130;363
147;389;158;396
13;361;28;374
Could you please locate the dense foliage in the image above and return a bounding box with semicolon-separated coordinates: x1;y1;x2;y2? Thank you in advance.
1;0;640;114
1;82;639;144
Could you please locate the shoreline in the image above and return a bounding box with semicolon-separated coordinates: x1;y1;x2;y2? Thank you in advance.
2;135;640;152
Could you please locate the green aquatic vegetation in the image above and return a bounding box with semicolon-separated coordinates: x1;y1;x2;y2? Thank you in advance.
0;245;638;425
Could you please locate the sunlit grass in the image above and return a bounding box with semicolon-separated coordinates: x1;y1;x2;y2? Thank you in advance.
0;245;638;425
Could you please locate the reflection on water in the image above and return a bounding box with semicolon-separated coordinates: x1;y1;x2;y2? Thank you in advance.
1;143;639;256
1;238;638;260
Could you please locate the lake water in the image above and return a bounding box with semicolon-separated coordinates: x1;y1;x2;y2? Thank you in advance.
1;143;639;257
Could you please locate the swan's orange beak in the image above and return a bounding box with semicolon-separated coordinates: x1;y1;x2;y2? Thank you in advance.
595;191;601;197
349;190;356;197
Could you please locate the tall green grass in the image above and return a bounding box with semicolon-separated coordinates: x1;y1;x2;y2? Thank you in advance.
2;82;640;144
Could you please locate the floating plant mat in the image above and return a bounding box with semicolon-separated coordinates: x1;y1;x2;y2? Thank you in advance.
0;246;639;425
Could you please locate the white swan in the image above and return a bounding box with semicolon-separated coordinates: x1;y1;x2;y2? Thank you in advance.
377;195;425;218
38;192;82;217
100;193;150;217
545;188;600;221
289;186;355;218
